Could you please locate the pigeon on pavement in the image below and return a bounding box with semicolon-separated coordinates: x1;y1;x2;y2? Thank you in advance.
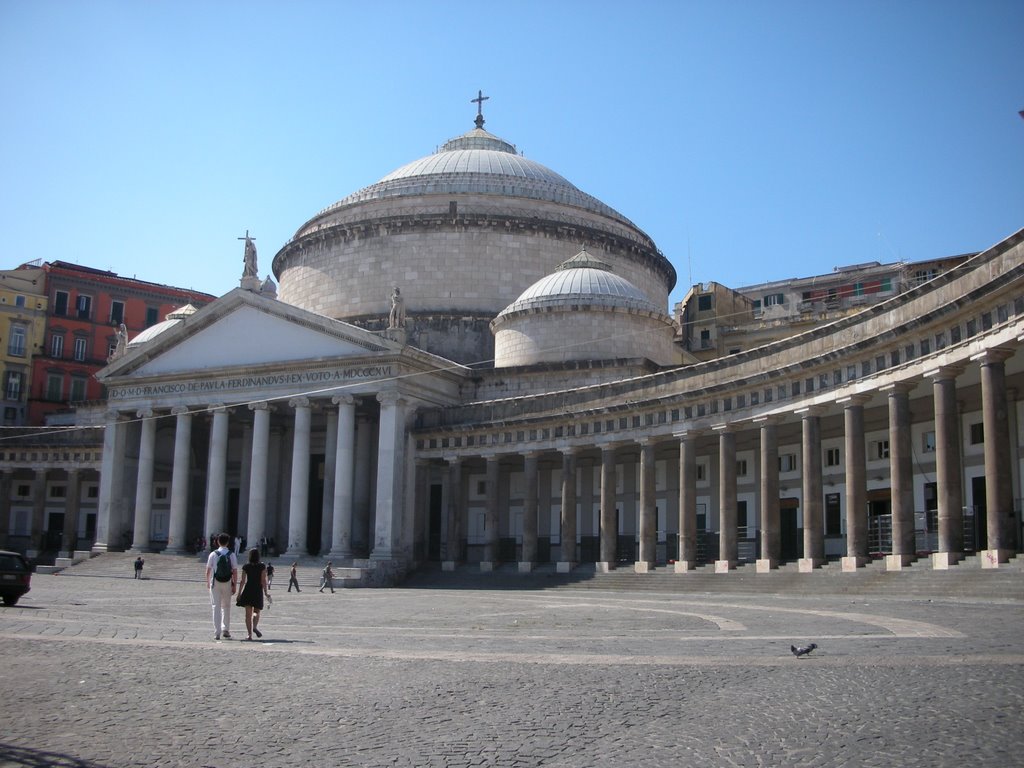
791;643;818;658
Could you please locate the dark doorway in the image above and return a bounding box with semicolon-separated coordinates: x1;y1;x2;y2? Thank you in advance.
971;476;987;550
45;514;64;552
307;454;325;555
428;484;443;560
227;488;239;541
614;509;633;562
780;499;800;561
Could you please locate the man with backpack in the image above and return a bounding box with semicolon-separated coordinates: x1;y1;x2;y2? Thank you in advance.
205;533;238;640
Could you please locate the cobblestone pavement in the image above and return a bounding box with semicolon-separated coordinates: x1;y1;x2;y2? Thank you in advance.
0;575;1022;767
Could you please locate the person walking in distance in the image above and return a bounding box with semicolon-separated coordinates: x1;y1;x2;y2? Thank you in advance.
265;561;275;590
287;562;300;592
235;548;270;641
133;556;144;579
319;561;336;593
205;533;238;640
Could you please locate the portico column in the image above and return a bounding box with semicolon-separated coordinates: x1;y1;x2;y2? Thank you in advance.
320;406;338;555
30;469;46;555
129;409;156;552
329;395;356;559
756;418;780;571
164;406;193;554
481;454;500;570
94;410;127;553
840;396;870;570
885;383;915;569
715;427;737;572
929;369;964;568
245;402;271;553
0;470;11;550
798;408;824;571
442;456;463;570
62;469;81;556
975;349;1015;566
519;451;539;572
372;391;407;562
635;439;657;573
676;432;698;572
597;444;617;572
203;405;230;540
284;397;311;557
557;447;577;572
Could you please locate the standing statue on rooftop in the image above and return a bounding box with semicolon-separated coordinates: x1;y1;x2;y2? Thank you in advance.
240;231;258;278
388;286;405;329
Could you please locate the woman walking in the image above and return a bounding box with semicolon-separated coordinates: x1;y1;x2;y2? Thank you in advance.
287;562;301;592
235;548;270;640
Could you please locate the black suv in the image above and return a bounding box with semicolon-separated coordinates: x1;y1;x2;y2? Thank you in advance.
0;550;32;606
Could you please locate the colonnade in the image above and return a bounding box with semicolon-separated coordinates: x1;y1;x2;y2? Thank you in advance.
94;391;411;563
433;354;1018;572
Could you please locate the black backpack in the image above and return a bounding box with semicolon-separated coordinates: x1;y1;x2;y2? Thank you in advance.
213;551;233;582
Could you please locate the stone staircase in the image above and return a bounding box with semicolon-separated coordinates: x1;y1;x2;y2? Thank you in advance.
51;551;367;589
402;554;1024;601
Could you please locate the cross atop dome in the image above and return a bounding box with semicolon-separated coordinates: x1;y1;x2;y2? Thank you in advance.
471;89;489;129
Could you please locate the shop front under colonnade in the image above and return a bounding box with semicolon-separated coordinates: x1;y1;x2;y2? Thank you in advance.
93;229;1024;580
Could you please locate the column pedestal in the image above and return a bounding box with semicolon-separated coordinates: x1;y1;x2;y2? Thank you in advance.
480;561;497;572
557;561;576;573
798;557;823;572
841;556;869;571
755;558;777;573
885;553;914;570
980;549;1011;568
674;560;697;573
518;561;536;573
715;559;736;573
442;560;458;572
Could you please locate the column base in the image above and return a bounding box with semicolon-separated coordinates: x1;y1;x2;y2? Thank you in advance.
480;561;497;572
91;543;109;554
556;561;576;573
931;551;962;570
980;548;1011;568
884;553;914;571
633;560;654;573
673;560;697;573
441;560;458;572
714;559;736;573
841;556;870;572
798;557;824;572
161;547;186;556
595;561;615;573
755;558;778;573
517;561;535;573
328;549;354;560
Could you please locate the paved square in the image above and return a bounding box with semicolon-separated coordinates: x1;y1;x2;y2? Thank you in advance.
1;574;1022;767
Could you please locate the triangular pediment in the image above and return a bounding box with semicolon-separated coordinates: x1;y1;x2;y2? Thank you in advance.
100;289;399;380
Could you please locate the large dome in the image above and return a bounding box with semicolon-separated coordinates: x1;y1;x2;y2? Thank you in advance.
272;112;676;366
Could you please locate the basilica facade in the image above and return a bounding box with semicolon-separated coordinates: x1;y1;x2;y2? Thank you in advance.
93;109;1024;583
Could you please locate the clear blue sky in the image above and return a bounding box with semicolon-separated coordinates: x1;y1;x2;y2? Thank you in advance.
1;0;1021;310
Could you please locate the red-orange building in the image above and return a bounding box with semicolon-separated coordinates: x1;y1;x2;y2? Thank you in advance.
28;261;216;425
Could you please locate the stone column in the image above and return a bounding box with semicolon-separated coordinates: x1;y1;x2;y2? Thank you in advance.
676;432;698;572
352;415;373;555
840;396;870;570
62;469;81;556
481;454;500;570
929;368;964;568
597;444;617;572
756;418;780;571
329;395;356;559
245;402;271;553
320;406;338;555
129;409;156;552
519;451;539;572
715;427;737;572
372;391;407;562
30;469;46;556
237;421;252;540
975;349;1015;567
557;447;577;572
635;439;657;573
798;408;824;570
94;410;127;553
885;383;915;569
203;406;230;540
442;456;463;570
164;407;193;554
284;397;311;557
0;470;11;550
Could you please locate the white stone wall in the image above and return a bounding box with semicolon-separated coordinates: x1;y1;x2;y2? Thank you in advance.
494;308;680;367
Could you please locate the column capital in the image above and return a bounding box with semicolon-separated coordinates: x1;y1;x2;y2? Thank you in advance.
208;403;230;415
136;407;154;419
836;394;872;407
104;409;128;423
248;401;272;412
289;396;311;409
170;405;191;417
331;393;355;407
672;428;702;440
970;347;1015;365
443;453;462;466
558;444;580;456
377;390;405;407
880;381;915;396
711;422;736;433
924;365;965;382
520;449;542;460
795;405;826;417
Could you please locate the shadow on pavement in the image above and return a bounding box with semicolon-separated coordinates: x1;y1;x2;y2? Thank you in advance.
0;743;112;767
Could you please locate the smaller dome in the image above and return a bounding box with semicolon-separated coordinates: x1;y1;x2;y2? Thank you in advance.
127;304;198;347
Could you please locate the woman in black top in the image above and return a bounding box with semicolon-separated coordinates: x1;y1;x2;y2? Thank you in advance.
236;548;270;640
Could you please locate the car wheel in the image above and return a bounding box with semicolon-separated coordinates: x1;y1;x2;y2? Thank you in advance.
1;594;18;606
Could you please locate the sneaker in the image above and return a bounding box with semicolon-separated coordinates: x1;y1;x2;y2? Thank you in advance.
222;631;231;639
253;628;262;638
214;632;221;641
